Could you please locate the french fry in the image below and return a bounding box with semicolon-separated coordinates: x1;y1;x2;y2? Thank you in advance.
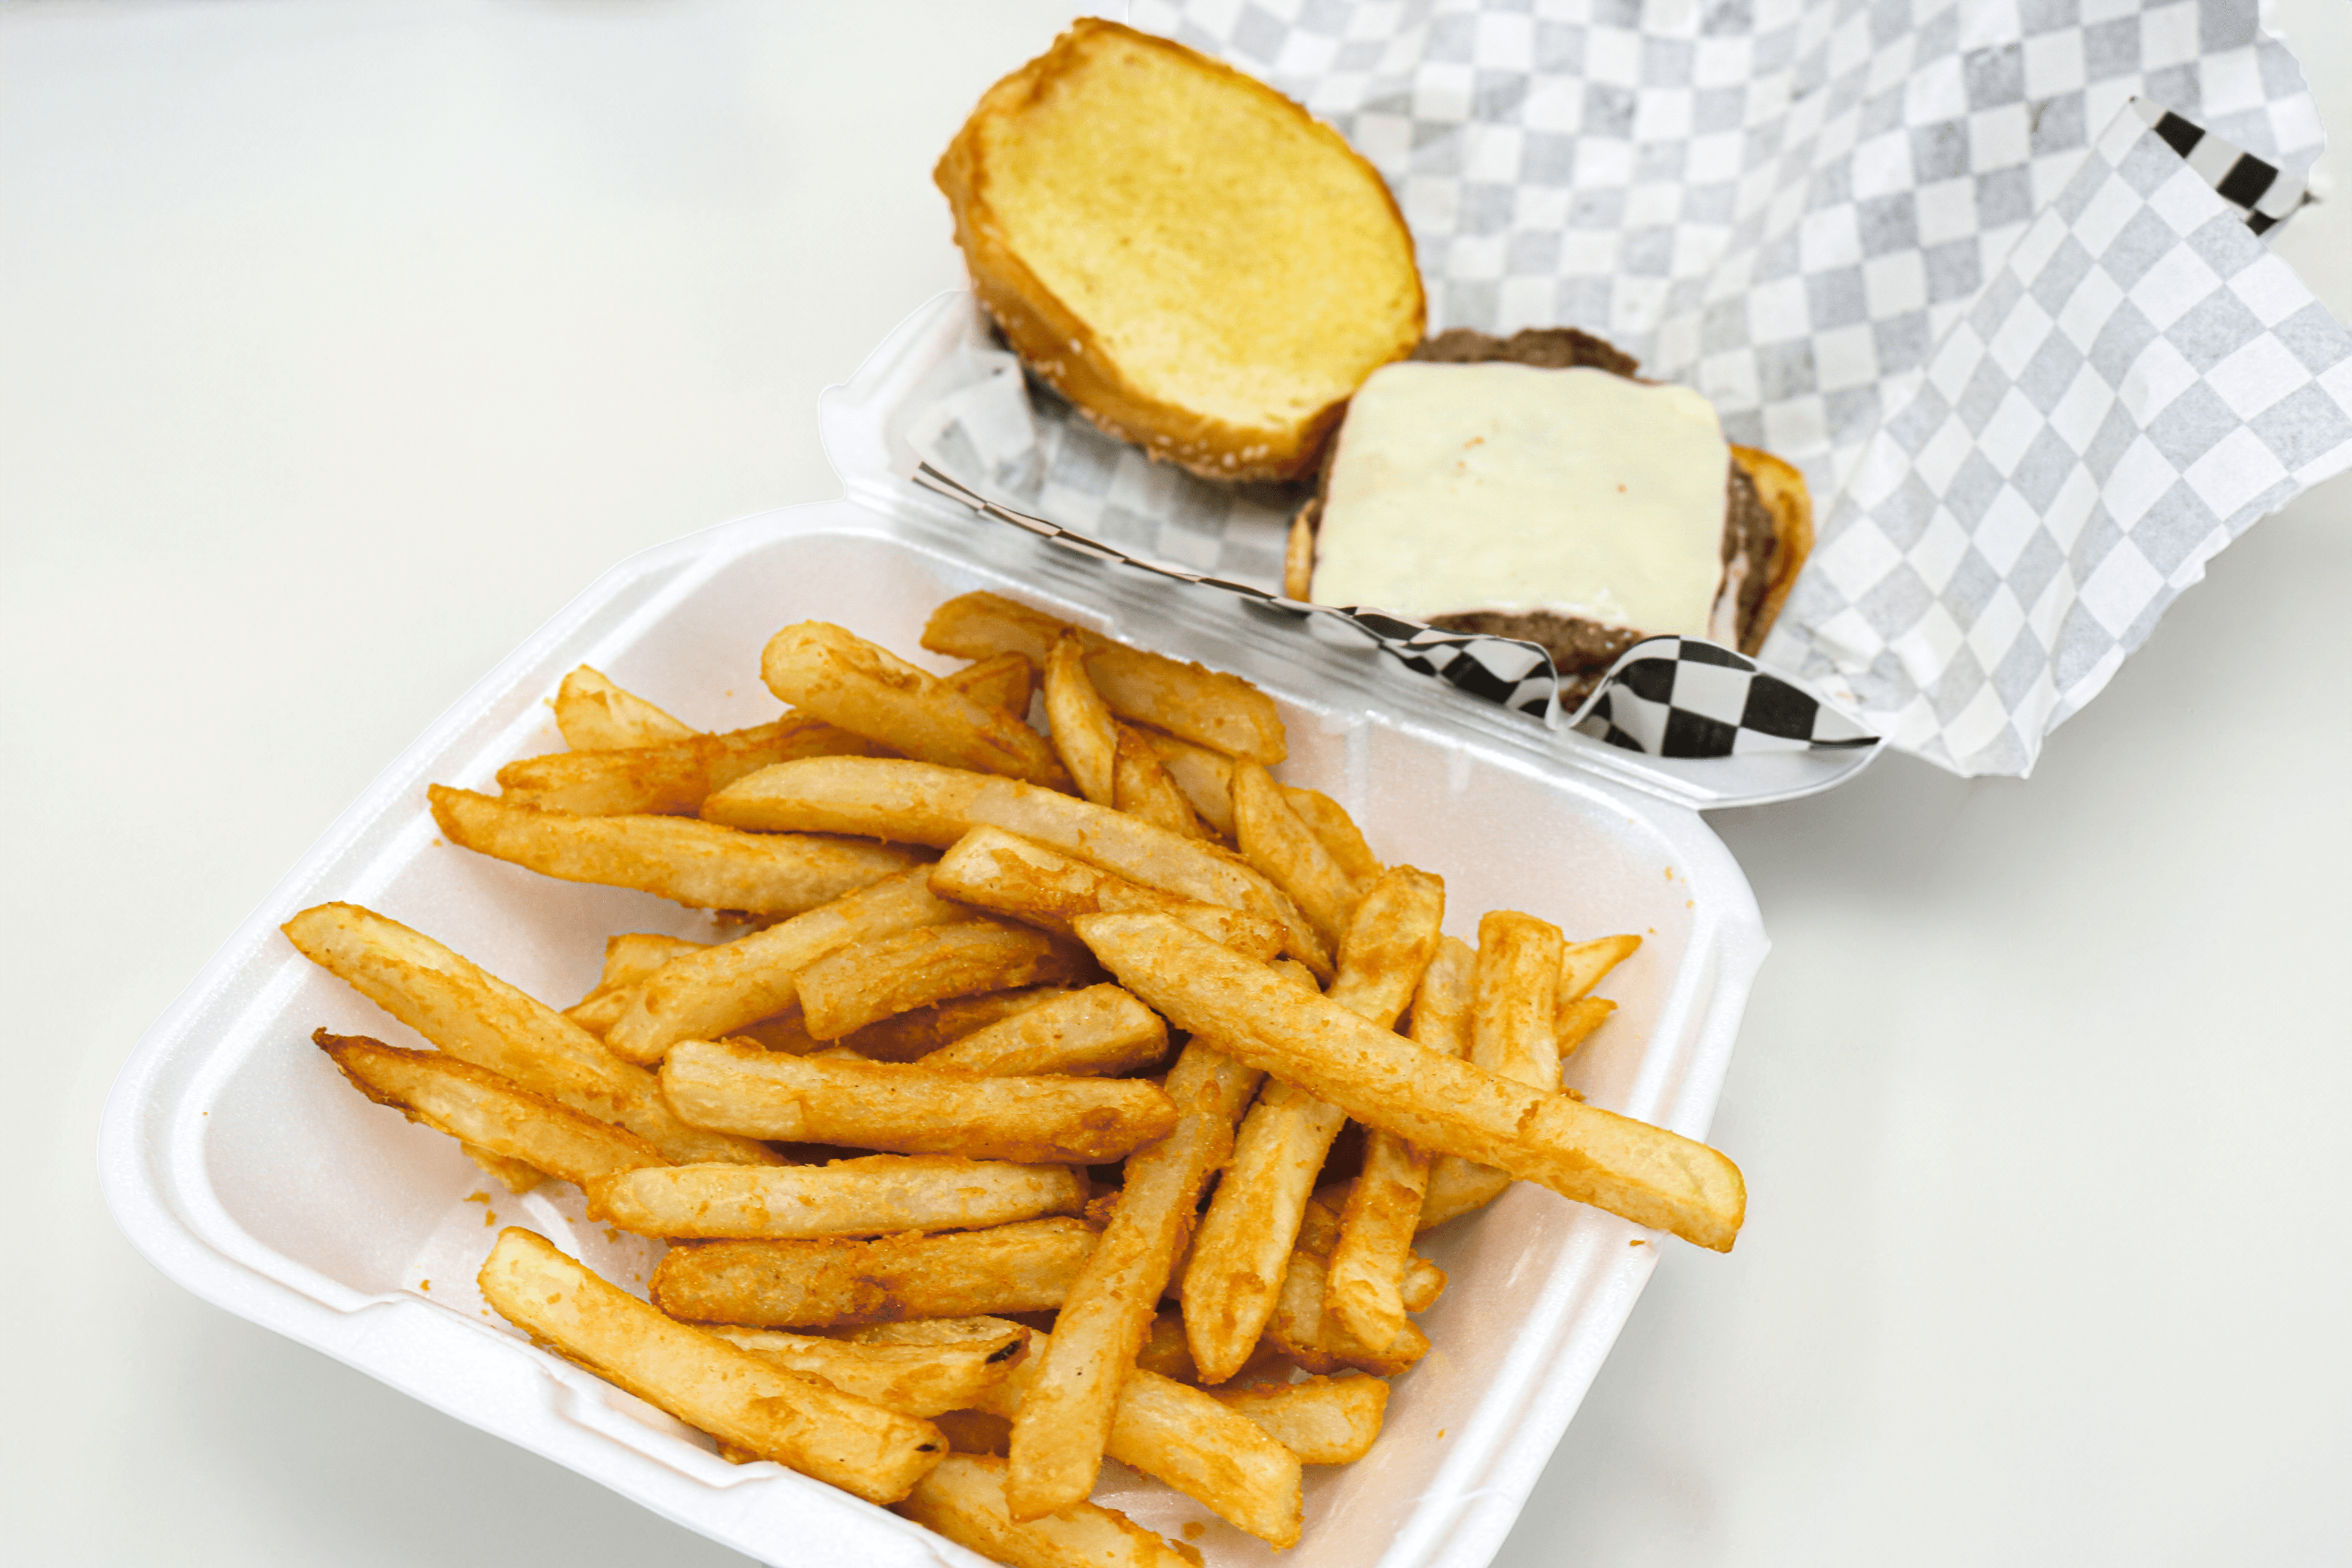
601;866;962;1065
459;1142;548;1195
920;984;1168;1077
1265;1250;1429;1376
1072;913;1746;1251
922;591;1286;763
929;826;1284;959
660;1040;1178;1164
317;1030;666;1188
1182;868;1442;1382
703;1319;1027;1419
1136;733;1369;865
1473;911;1567;1091
552;666;696;750
1414;1158;1511;1232
479;1228;944;1503
1415;913;1568;1239
1230;760;1360;951
500;716;890;817
984;1330;1303;1545
1280;787;1382;888
589;1155;1085;1240
1043;631;1118;805
794;921;1090;1040
832;987;1071;1063
1110;724;1206;838
1560;933;1641;1000
282;903;776;1167
1133;1311;1199;1384
703;757;1332;977
507;655;1035;818
930;1411;1014;1457
430;786;922;918
565;933;710;1033
762;621;1071;790
1138;729;1238;835
1557;995;1616;1059
894;1454;1198;1568
1297;1189;1447;1311
1000;1026;1270;1521
1327;935;1472;1346
652;1219;1099;1328
1210;1373;1388;1464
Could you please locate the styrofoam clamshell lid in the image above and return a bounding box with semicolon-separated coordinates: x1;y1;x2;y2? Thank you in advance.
102;326;1776;1567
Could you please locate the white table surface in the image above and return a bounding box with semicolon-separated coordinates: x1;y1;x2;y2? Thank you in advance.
4;2;2346;1564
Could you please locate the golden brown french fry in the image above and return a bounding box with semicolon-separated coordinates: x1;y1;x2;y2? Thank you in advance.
946;650;1039;717
762;621;1071;790
1295;1189;1447;1311
831;987;1070;1063
1327;935;1472;1346
1230;760;1360;951
986;1331;1303;1544
480;1229;944;1503
1110;724;1207;839
1474;910;1567;1091
500;717;891;818
1415;914;1569;1238
317;1030;665;1188
1000;1028;1268;1521
1561;933;1641;1000
1265;1250;1430;1376
1414;1159;1512;1232
459;1142;547;1194
704;757;1332;978
794;921;1089;1040
929;826;1284;960
1182;868;1443;1382
1073;913;1746;1251
282;903;775;1167
508;656;1033;818
1278;786;1381;888
894;1453;1199;1568
703;1320;1027;1418
1133;1311;1199;1384
1042;631;1118;805
1209;1374;1388;1464
565;933;710;1033
429;786;922;918
839;1316;1035;1348
601;867;962;1065
930;1411;1014;1457
1138;729;1237;835
922;591;1286;763
652;1219;1099;1328
1558;995;1616;1058
660;1041;1178;1164
589;1155;1085;1240
552;666;696;750
920;984;1167;1077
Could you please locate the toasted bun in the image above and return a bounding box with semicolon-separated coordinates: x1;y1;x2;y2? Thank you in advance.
1283;334;1814;692
935;19;1425;483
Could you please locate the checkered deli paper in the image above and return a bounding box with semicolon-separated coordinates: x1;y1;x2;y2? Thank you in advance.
905;0;2351;777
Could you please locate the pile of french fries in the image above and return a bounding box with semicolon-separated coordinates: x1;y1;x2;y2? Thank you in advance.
288;590;1746;1566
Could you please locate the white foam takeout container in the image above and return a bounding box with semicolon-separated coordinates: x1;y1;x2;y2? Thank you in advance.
99;298;1795;1568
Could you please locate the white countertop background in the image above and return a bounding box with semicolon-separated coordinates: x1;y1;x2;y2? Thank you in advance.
2;2;2345;1563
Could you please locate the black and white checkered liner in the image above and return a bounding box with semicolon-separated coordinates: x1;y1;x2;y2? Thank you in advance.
2132;99;2304;235
907;2;2348;778
913;463;1879;756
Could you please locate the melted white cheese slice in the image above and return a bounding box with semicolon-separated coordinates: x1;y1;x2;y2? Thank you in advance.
1309;360;1730;634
